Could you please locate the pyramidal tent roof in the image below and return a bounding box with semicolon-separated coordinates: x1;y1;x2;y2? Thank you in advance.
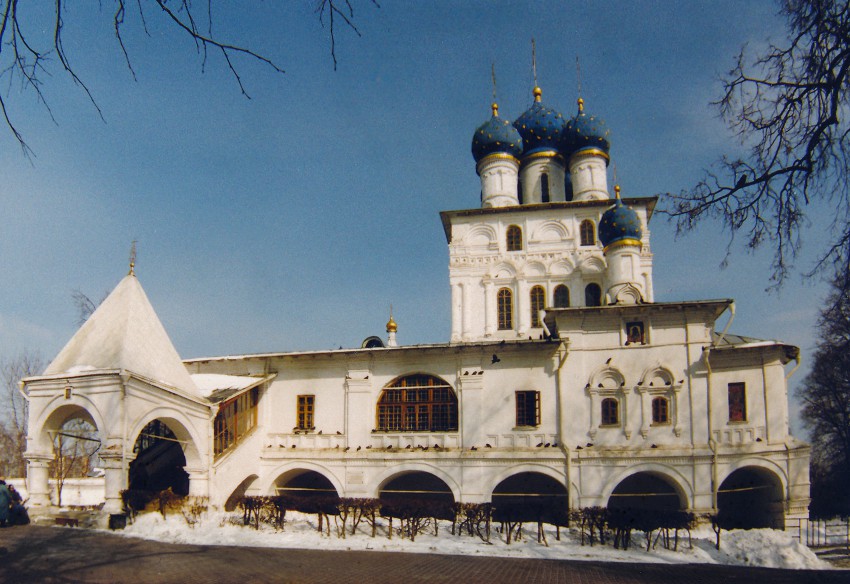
44;273;200;398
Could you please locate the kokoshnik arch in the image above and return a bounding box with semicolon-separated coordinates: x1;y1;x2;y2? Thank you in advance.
21;82;810;530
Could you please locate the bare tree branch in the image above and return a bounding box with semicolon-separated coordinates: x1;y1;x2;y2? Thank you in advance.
316;0;378;71
661;0;850;288
800;269;850;515
0;1;378;154
0;351;45;477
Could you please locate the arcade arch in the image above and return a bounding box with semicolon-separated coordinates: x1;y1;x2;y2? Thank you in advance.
378;471;455;508
224;475;259;512
606;471;686;511
127;411;206;496
490;472;568;524
273;469;340;500
717;466;785;529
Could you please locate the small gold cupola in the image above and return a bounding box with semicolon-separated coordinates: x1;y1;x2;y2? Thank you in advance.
386;307;398;347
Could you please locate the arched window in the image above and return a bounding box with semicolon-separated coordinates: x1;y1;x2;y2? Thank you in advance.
585;283;602;306
506;225;522;251
601;398;619;425
652;397;669;424
530;285;545;327
497;288;513;330
541;173;550;203
554;284;570;308
376;374;458;432
580;220;595;246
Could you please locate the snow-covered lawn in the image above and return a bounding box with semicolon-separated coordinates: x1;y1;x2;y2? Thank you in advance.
115;511;830;570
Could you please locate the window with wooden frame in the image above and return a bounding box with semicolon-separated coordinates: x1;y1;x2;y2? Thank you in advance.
497;287;514;330
530;285;545;327
728;382;747;422
515;391;540;427
376;374;458;432
585;283;602;307
601;397;619;426
652;396;669;424
506;225;522;251
214;386;259;456
297;395;315;430
580;219;595;246
554;284;570;308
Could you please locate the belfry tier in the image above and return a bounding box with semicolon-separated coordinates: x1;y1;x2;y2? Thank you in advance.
453;91;652;342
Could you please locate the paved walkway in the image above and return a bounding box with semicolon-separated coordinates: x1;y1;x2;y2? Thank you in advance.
0;524;847;584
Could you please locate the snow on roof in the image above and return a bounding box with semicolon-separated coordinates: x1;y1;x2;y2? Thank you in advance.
44;274;201;398
191;373;270;402
712;332;799;363
183;338;557;364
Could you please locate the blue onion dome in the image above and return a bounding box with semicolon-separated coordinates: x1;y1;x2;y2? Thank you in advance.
562;97;610;159
471;103;524;163
599;186;642;249
512;87;566;157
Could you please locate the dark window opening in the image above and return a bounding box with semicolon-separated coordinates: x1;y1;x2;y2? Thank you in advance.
530;285;545;327
585;283;602;307
554;284;570;308
498;288;513;330
516;391;541;427
728;383;746;422
541;172;550;203
580;220;595;246
652;397;669;424
601;398;619;425
507;225;522;251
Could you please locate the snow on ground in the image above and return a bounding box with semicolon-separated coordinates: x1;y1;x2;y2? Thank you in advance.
114;511;830;570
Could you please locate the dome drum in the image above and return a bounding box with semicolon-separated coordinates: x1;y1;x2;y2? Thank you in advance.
519;150;565;167
603;237;643;254
476;152;520;175
568;147;610;165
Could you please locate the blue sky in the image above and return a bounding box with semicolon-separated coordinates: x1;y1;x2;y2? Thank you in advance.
0;2;827;433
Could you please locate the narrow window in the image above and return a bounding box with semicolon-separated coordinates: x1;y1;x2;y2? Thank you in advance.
601;398;619;425
585;283;602;307
516;391;541;427
297;395;315;430
498;288;513;330
626;321;645;345
554;284;570;308
580;220;595;246
506;225;522;251
728;383;746;422
541;173;550;203
530;285;545;327
652;397;669;424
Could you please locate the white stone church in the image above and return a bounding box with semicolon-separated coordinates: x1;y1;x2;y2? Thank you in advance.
22;85;810;527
